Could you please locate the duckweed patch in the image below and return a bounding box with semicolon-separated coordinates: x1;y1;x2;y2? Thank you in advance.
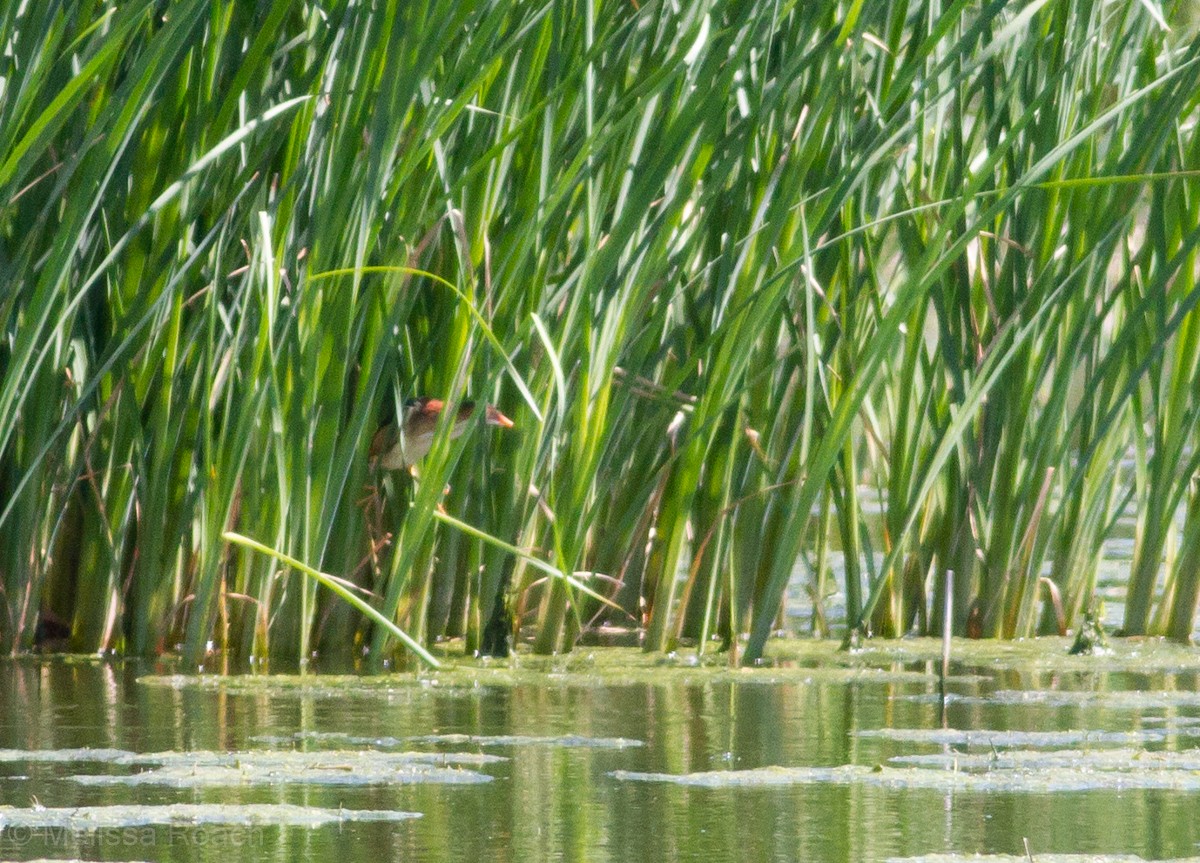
250;730;643;750
888;748;1200;771
403;734;644;749
609;762;1200;792
80;751;495;788
0;803;419;828
854;728;1175;747
0;748;502;768
906;689;1200;711
834;637;1200;674
136;638;1200;693
136;643;947;692
0;749;499;787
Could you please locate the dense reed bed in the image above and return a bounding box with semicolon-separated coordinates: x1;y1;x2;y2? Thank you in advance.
1;0;1198;666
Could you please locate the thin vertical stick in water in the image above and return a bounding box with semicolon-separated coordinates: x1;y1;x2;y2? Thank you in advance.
940;569;954;725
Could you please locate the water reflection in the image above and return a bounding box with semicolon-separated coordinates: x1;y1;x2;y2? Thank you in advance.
1;643;1200;861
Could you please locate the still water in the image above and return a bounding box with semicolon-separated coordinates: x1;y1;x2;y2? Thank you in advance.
2;640;1200;862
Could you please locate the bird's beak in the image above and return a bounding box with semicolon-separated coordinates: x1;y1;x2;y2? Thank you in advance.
485;405;515;429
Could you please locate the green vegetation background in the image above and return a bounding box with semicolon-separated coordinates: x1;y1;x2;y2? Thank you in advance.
1;0;1198;665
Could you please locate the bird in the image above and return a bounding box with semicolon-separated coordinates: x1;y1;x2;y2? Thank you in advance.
369;398;514;470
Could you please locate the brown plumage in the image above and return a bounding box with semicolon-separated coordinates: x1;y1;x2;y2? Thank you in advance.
369;398;514;469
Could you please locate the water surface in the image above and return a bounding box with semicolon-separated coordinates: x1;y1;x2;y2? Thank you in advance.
2;640;1200;862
